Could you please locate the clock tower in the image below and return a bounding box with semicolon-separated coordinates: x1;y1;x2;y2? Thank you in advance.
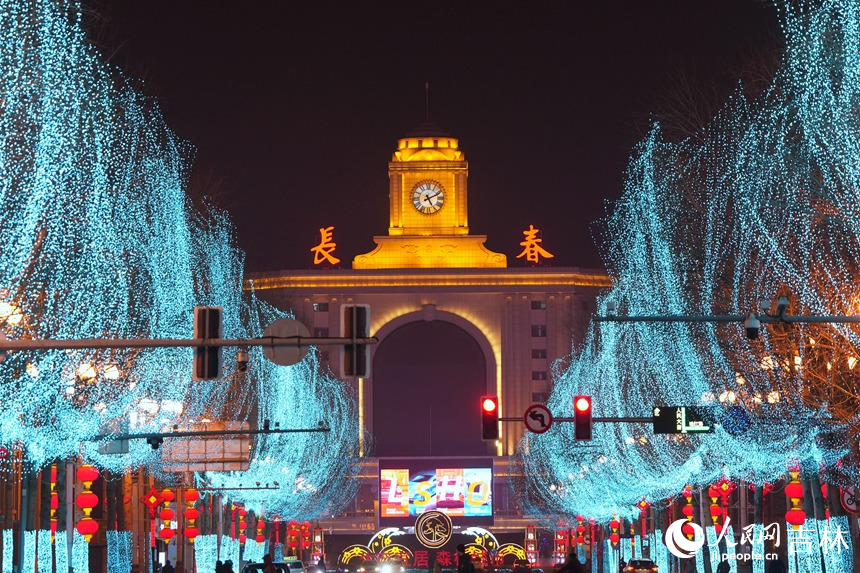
353;123;506;269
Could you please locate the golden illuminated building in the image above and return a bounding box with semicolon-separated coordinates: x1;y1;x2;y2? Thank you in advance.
248;123;611;532
250;123;610;456
353;123;506;269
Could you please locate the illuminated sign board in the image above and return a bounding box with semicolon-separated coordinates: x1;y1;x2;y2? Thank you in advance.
379;458;493;526
652;406;713;434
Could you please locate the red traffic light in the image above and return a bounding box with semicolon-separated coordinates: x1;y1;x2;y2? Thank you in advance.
481;396;499;440
573;395;592;440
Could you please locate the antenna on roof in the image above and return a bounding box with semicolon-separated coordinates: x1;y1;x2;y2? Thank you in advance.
425;82;430;122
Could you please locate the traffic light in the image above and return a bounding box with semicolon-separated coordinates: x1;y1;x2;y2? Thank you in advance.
481;395;499;440
192;306;223;380
341;304;370;378
573;395;592;440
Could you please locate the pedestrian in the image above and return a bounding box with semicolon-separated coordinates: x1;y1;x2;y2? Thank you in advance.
716;557;730;573
318;557;327;573
263;554;277;573
216;560;224;573
162;560;175;573
683;558;697;573
224;560;235;573
456;544;475;573
618;559;626;573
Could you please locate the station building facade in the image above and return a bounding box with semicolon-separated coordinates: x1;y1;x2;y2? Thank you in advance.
247;124;611;560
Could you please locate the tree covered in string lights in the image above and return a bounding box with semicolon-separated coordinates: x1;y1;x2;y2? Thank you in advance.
0;0;362;518
519;0;860;521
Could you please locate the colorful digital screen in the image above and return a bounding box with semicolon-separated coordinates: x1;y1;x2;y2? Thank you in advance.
379;458;493;526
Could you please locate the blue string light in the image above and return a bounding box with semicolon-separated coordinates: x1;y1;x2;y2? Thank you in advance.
521;0;860;522
0;0;363;525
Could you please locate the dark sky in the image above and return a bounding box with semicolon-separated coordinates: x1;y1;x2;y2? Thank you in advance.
81;1;780;273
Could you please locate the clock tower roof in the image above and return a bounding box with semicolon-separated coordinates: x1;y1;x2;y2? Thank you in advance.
393;122;463;163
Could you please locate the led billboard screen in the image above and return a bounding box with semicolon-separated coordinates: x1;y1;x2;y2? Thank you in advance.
379;458;493;526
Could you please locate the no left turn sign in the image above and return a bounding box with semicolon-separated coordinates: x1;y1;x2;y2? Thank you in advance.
524;404;553;434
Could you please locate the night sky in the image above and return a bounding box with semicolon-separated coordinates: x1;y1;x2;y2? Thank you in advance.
80;1;780;273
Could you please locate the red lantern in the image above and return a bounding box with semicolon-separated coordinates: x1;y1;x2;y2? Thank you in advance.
709;503;722;524
76;517;98;541
786;507;806;529
161;489;175;504
184;526;200;543
184;488;200;502
608;519;619;530
609;533;620;544
681;522;695;537
714;523;723;534
708;485;721;503
239;533;247;544
576;524;585;535
76;491;98;513
785;481;804;502
76;465;99;486
256;533;266;545
159;527;175;541
159;508;175;521
184;508;200;521
681;504;694;518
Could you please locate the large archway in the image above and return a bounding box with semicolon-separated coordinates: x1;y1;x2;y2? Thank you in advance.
372;319;488;457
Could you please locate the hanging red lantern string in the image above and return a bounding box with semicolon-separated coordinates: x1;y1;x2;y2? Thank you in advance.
184;488;201;543
238;508;248;545
301;521;312;549
288;520;300;551
608;517;620;547
159;488;177;542
575;519;585;546
50;464;58;544
75;464;100;543
256;514;266;545
785;465;806;530
273;515;282;546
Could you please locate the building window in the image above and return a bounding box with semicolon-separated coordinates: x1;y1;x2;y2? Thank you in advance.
313;303;329;312
532;349;547;359
531;325;547;337
531;300;546;310
313;327;329;338
532;371;548;380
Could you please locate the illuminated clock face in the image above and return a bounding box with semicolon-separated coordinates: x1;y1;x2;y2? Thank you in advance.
412;181;445;214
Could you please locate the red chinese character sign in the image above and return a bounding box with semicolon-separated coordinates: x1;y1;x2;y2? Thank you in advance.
311;226;340;265
517;225;554;265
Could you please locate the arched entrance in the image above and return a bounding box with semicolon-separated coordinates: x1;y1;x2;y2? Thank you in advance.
371;319;490;457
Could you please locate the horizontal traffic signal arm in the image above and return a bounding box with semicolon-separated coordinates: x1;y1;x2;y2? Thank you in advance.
0;335;378;351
